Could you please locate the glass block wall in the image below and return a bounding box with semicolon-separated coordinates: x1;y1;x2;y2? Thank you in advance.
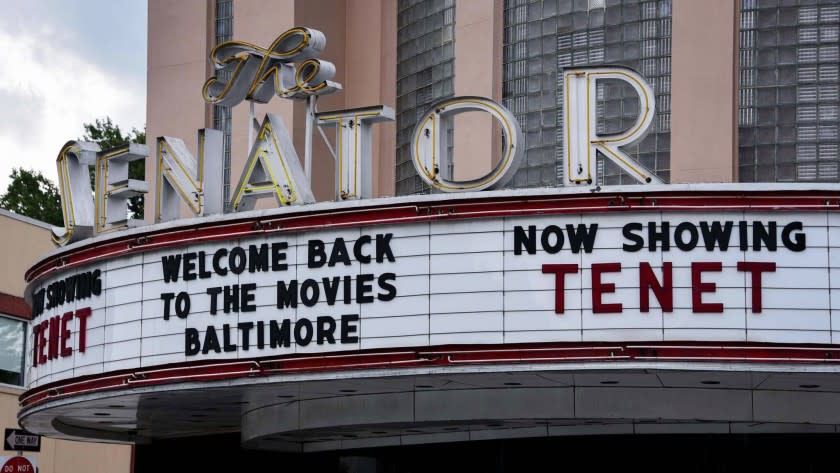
739;0;840;182
503;0;672;187
395;0;456;196
214;0;234;209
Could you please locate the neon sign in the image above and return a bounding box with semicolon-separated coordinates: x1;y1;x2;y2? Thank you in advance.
51;28;659;246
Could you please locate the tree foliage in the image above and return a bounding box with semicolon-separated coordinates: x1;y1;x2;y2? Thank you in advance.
81;117;147;219
82;117;146;148
0;168;63;226
0;118;146;229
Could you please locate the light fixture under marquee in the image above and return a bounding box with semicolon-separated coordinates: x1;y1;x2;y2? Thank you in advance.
51;27;660;247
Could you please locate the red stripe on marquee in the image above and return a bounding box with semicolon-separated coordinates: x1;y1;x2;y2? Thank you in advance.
24;190;840;285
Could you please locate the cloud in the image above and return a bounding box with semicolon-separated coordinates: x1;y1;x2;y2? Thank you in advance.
0;88;45;140
0;25;146;193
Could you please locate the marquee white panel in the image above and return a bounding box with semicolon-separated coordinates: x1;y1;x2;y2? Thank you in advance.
25;209;840;390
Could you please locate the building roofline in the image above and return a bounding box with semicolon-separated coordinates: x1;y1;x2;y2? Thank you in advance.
0;291;31;320
0;208;53;230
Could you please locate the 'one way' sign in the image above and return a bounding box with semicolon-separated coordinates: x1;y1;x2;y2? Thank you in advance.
3;429;40;452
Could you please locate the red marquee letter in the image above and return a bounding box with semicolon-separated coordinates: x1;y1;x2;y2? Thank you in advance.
592;263;622;313
640;262;673;312
38;319;49;365
32;323;40;367
60;311;74;357
75;307;93;353
737;261;776;313
48;315;60;360
692;262;723;313
542;264;579;314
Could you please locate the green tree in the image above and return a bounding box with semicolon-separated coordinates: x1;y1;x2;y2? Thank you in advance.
0;118;147;229
0;168;63;226
81;117;147;219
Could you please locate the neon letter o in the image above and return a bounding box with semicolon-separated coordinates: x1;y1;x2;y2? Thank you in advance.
410;96;524;192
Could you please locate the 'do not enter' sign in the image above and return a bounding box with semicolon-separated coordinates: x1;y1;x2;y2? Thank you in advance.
1;457;36;473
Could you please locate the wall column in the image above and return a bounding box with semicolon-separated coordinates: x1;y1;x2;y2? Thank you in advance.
669;0;739;183
452;0;504;179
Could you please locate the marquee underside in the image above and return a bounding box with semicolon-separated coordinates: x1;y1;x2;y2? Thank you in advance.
18;361;840;451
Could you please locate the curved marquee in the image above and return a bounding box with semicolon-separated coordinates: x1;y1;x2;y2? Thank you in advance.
18;184;840;449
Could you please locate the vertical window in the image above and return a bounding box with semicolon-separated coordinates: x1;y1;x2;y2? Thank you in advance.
739;0;840;182
395;0;456;196
0;315;25;386
214;0;234;209
503;0;672;187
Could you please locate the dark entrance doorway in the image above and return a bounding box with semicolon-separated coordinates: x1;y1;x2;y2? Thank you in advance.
136;433;839;472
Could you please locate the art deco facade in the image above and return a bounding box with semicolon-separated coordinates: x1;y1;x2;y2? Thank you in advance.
145;0;840;215
8;1;840;472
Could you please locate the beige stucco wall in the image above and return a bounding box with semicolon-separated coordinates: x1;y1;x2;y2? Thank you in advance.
145;0;214;222
669;0;738;183
345;0;397;197
0;214;53;297
292;0;348;202
453;0;503;180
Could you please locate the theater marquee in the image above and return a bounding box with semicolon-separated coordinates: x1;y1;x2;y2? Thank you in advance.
23;187;840;390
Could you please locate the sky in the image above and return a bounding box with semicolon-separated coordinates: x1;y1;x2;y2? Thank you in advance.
0;0;147;192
